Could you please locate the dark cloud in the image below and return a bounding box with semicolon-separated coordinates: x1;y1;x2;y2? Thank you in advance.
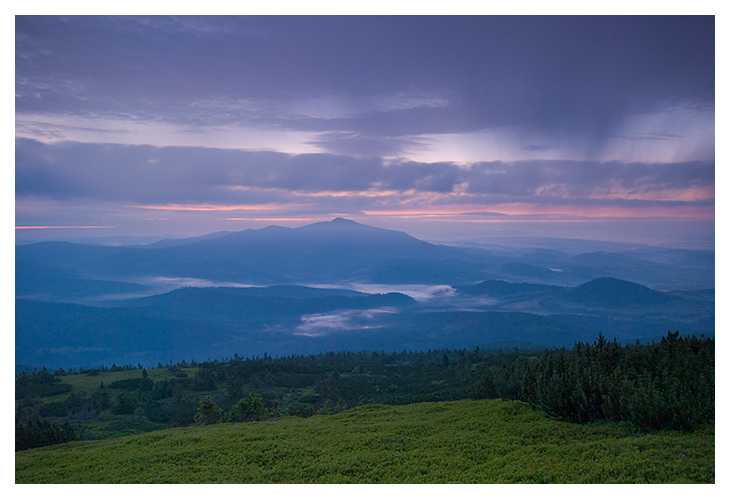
307;132;431;157
464;160;715;199
16;16;714;144
293;105;477;138
14;139;388;204
607;132;684;141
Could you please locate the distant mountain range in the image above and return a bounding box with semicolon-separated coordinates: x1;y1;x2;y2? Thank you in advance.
15;218;714;369
459;276;670;307
16;218;714;293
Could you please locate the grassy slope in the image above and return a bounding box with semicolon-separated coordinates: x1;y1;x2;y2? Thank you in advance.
62;367;199;391
29;367;199;404
16;399;714;484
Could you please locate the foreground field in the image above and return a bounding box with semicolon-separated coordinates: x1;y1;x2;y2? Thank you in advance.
16;399;714;483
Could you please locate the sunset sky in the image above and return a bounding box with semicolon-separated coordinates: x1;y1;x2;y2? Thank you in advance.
14;15;715;248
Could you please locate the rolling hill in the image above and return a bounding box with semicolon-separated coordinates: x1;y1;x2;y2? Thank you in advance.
15;399;715;483
565;277;670;307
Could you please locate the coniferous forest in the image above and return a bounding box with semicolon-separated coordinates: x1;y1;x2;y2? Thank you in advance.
478;331;714;431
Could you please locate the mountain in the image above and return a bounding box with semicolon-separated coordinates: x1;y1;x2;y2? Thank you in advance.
16;260;150;300
565;277;670;307
114;286;415;322
458;280;564;298
16;218;478;286
15;285;417;368
16;218;715;290
145;231;234;248
460;277;671;308
153;217;465;279
15;241;129;270
17;276;709;369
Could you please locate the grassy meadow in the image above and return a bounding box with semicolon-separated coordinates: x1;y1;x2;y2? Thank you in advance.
15;399;714;484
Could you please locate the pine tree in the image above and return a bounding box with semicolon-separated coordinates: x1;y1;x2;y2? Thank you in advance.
194;396;223;425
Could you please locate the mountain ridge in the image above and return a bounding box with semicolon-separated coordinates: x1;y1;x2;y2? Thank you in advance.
17;218;473;285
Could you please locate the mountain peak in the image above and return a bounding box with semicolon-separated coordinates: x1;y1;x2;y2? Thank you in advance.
298;217;368;232
330;217;359;224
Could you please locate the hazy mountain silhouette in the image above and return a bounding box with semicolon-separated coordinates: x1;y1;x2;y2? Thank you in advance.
16;218;715;289
565;277;670;307
16;218;474;285
460;277;671;308
145;230;234;248
114;285;415;322
459;280;564;297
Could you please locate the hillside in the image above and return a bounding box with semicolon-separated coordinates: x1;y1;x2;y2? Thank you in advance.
15;399;714;483
565;277;670;307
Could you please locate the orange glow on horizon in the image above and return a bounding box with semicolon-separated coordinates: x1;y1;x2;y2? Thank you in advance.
130;203;302;212
225;217;325;222
15;226;114;229
583;187;715;203
364;203;714;220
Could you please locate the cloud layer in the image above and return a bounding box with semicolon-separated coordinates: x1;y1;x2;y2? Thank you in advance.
16;139;713;213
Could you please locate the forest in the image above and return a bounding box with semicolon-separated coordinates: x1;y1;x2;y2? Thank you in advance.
16;331;714;451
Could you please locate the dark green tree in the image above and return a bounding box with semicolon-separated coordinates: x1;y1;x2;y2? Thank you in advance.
192;368;217;391
226;392;266;422
16;416;78;451
194;396;223;425
140;368;154;392
112;392;138;415
91;382;112;411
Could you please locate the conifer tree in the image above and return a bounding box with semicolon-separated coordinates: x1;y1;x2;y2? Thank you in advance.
194;396;223;425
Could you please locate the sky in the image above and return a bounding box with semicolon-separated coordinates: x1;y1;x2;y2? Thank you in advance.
14;15;716;248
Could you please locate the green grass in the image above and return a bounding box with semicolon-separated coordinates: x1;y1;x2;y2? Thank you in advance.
58;367;199;394
77;414;171;440
23;367;200;406
15;399;714;484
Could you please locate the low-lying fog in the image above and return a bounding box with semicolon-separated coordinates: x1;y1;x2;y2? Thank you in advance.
87;277;498;313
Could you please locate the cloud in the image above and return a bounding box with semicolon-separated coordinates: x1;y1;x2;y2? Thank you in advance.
463;160;715;202
294;308;397;337
521;145;554;152
16;16;714;161
16;139;714;216
307;132;431;157
12;16;715;247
